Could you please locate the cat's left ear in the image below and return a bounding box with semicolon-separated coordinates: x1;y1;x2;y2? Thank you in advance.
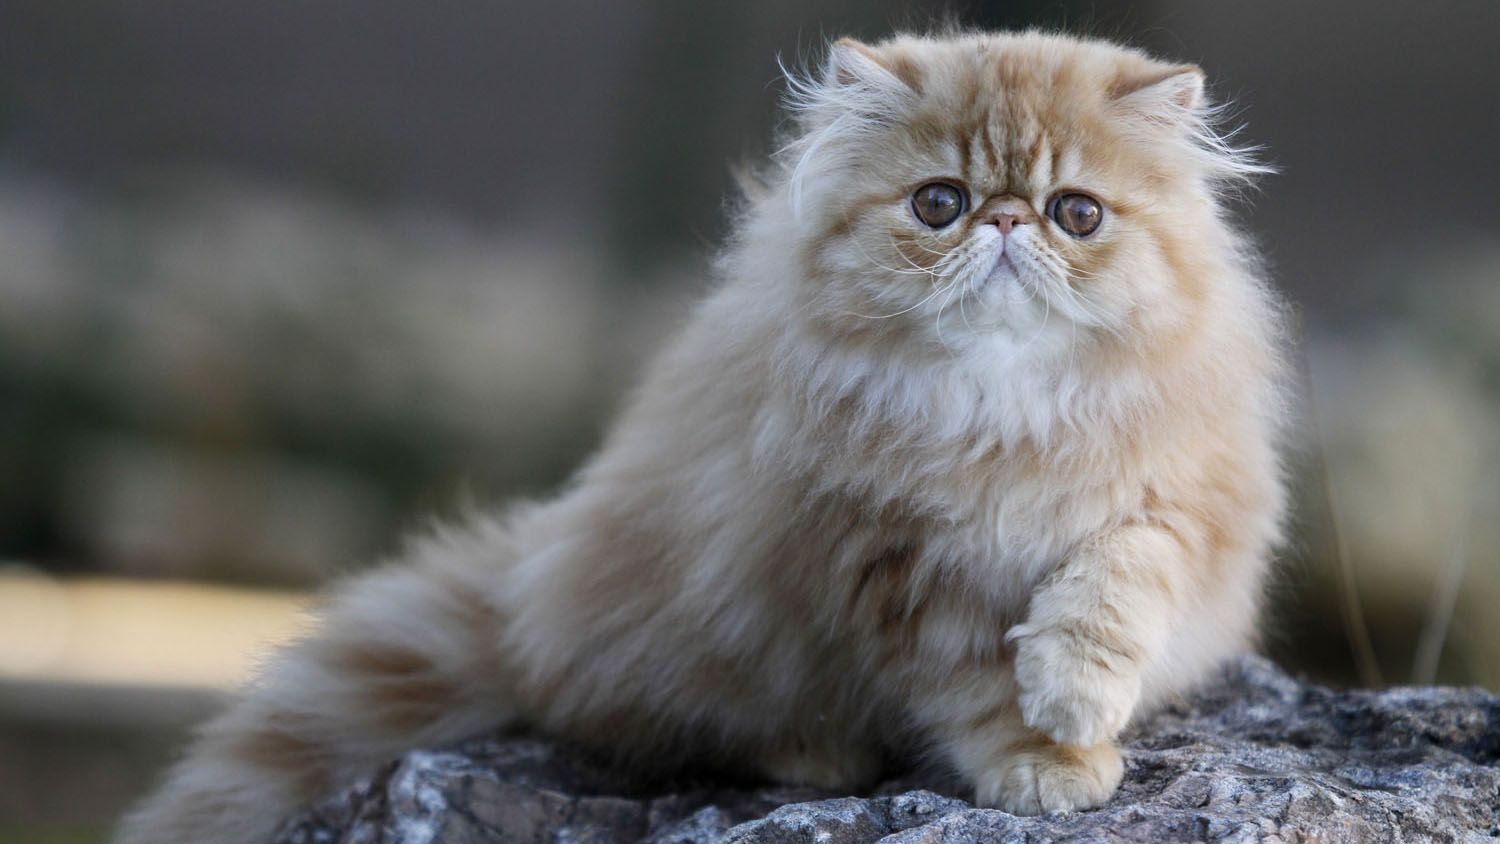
1110;64;1205;125
1109;62;1269;182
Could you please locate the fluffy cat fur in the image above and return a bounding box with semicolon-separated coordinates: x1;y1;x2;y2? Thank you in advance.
118;30;1287;843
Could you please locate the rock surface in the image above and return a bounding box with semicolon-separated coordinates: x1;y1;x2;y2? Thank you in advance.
273;655;1500;843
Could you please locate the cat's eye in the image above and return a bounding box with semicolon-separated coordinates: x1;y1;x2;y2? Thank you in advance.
911;182;965;228
1048;193;1104;238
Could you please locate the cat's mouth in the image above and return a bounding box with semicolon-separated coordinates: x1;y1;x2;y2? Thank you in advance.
960;244;1053;332
978;250;1020;291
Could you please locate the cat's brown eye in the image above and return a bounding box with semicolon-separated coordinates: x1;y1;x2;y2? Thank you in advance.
1049;193;1104;238
911;182;965;228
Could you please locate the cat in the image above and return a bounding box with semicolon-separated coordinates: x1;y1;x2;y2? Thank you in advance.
117;29;1287;843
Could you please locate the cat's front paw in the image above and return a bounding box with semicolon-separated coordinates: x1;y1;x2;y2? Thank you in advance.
1007;623;1140;747
972;740;1123;815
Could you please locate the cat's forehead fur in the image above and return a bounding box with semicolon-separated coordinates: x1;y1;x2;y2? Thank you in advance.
860;31;1188;111
888;35;1170;167
780;30;1240;220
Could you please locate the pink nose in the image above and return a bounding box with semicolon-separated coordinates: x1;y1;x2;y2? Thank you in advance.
988;212;1025;234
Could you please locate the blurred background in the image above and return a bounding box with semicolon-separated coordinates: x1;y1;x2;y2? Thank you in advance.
1;0;1497;840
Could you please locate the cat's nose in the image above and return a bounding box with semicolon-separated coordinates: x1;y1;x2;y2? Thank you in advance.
986;211;1026;235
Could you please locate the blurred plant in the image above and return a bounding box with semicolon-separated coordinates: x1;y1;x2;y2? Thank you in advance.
1301;238;1500;689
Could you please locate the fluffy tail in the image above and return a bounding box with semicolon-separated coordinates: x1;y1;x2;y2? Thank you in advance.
115;517;522;844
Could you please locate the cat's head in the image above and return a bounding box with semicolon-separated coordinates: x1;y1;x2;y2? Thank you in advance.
768;31;1266;361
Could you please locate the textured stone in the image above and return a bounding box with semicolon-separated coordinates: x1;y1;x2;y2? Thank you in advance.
273;656;1500;843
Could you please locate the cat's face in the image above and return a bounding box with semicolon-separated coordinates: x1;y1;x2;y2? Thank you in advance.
783;33;1258;360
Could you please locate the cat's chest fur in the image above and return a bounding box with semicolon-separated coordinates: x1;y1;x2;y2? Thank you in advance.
770;345;1149;599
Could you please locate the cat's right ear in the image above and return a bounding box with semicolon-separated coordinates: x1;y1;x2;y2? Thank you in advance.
825;38;914;94
781;38;915;215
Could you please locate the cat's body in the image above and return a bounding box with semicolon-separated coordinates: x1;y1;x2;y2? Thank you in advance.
119;31;1287;844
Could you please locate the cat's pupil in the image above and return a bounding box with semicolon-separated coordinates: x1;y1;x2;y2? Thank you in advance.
912;183;964;228
1052;193;1103;237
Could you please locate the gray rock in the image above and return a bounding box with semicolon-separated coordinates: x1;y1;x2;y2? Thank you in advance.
272;655;1500;843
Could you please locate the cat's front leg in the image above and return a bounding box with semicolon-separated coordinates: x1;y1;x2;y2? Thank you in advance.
1007;523;1183;747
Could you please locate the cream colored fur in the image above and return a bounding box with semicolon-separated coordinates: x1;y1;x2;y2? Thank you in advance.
118;30;1287;843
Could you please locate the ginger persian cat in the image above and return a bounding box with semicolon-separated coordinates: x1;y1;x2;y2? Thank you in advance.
119;30;1287;843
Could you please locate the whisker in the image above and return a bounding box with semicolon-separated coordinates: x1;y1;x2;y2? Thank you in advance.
840;214;941;279
1011;247;1125;340
1066;312;1079;380
883;232;944;276
903;238;951;259
958;272;976;333
842;277;957;320
933;271;964;350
